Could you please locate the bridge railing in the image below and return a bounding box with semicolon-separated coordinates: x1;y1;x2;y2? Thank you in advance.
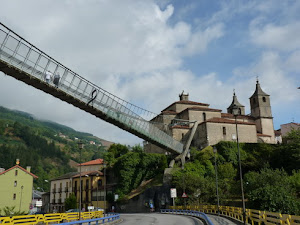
0;22;183;153
170;205;300;225
0;211;120;225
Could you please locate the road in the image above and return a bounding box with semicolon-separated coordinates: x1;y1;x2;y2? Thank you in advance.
120;213;203;225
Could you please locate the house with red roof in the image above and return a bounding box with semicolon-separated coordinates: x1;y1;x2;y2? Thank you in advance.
0;159;38;213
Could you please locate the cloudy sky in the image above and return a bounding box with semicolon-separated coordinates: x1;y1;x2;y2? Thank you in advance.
0;0;299;145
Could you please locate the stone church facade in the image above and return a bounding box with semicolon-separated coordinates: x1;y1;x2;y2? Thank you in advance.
144;80;276;154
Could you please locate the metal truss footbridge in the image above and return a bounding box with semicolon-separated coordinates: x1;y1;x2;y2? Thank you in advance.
0;22;183;154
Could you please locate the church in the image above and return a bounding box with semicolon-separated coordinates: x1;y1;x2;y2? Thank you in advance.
144;80;276;154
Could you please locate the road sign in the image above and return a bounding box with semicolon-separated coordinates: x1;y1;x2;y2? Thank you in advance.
170;188;177;198
36;200;42;207
182;192;188;198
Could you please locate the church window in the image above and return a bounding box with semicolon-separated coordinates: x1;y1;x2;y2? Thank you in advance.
262;97;266;102
203;113;206;121
223;127;226;135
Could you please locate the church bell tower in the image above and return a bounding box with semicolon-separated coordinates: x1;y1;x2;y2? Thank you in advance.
249;80;275;143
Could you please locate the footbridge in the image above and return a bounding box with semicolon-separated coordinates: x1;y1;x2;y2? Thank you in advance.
0;22;183;154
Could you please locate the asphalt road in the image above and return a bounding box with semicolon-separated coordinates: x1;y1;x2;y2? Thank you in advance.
120;213;203;225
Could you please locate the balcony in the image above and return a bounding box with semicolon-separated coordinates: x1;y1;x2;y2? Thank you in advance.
52;199;55;204
52;189;56;193
58;199;62;204
58;188;62;193
65;187;68;192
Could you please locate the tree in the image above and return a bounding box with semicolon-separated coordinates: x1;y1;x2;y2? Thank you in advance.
244;168;300;214
65;194;77;210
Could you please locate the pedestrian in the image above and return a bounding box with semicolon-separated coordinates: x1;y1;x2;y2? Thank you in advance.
53;72;60;87
45;70;52;84
149;202;154;212
111;205;115;213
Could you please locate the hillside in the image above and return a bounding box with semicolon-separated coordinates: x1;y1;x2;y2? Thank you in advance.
0;105;114;191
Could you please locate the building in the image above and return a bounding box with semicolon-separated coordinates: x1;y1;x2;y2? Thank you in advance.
0;160;38;213
72;170;106;211
78;159;104;172
49;158;107;212
50;172;78;212
280;122;300;137
145;80;276;154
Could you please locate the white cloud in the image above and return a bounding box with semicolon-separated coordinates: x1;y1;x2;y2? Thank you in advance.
250;22;300;52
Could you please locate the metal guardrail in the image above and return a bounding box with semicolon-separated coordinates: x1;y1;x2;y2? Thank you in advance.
0;211;119;225
170;205;300;225
0;22;184;154
161;209;214;225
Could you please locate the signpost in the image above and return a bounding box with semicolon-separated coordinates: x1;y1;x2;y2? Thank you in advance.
170;188;177;207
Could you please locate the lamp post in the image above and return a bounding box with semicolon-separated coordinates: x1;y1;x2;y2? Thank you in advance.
232;104;246;225
213;146;220;216
78;141;84;220
103;162;106;215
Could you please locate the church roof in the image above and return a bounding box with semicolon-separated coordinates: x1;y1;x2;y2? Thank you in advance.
227;92;245;108
221;113;254;119
201;117;256;125
161;100;209;112
250;80;269;98
179;107;222;113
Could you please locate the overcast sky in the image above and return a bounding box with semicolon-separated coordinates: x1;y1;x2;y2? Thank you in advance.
0;0;299;145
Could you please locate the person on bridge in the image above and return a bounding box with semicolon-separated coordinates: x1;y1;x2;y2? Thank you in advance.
53;72;60;87
45;70;52;84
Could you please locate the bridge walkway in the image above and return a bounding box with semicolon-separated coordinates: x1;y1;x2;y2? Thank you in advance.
0;22;183;154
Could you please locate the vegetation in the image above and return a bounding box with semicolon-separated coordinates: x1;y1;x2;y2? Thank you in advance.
0;106;111;191
65;194;77;210
0;206;26;217
171;137;300;215
104;144;168;199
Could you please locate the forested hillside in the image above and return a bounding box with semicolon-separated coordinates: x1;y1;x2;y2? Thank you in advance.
0;106;113;191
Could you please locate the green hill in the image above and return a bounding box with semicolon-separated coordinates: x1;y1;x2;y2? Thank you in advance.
0;105;113;191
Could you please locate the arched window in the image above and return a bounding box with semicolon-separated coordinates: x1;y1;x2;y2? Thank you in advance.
262;97;266;102
203;112;206;121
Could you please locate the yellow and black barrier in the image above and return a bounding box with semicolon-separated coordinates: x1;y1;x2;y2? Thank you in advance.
0;211;103;225
170;205;300;225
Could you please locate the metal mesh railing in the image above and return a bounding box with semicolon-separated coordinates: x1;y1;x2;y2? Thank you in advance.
0;22;183;153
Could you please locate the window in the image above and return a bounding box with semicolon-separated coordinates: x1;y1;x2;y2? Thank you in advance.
13;193;16;200
203;112;206;121
223;127;226;135
97;179;102;187
15;170;18;176
14;181;17;187
262;97;266;102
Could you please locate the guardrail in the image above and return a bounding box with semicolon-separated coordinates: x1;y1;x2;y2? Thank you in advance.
169;205;300;225
161;209;214;225
0;211;110;225
54;214;120;225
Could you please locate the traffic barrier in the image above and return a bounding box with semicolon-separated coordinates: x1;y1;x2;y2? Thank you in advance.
161;209;214;225
0;211;104;225
169;205;300;225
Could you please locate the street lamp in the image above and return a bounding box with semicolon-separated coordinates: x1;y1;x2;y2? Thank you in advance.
78;141;84;220
213;146;220;216
232;104;246;225
103;162;106;215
